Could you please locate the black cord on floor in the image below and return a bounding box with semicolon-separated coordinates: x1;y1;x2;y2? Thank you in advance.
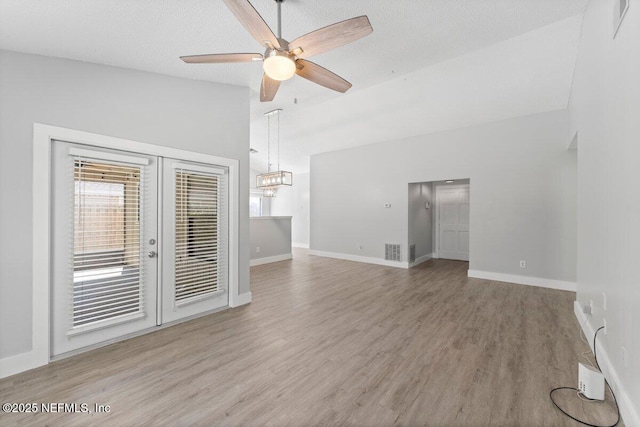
549;326;620;427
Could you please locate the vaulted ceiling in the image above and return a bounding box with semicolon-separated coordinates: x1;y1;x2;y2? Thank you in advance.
0;0;588;172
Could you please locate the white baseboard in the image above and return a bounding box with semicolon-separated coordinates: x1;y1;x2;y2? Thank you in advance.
0;348;48;380
250;253;292;266
574;301;639;427
230;291;252;308
292;243;309;249
409;253;433;268
467;270;576;292
309;250;408;269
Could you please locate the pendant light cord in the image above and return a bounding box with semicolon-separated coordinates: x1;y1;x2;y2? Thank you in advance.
267;113;271;173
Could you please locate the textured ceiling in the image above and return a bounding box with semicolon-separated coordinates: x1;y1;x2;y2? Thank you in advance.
0;0;588;172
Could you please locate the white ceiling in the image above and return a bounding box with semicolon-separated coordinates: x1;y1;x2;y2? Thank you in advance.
0;0;588;172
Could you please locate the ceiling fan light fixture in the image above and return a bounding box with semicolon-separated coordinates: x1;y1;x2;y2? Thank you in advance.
181;0;373;101
263;50;296;81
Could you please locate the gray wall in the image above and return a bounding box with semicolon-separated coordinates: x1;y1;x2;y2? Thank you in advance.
0;50;250;359
408;182;433;259
569;0;640;417
249;217;292;260
311;109;577;282
270;173;310;246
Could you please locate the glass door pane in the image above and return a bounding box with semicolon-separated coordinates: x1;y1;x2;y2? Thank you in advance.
51;141;158;356
162;159;229;323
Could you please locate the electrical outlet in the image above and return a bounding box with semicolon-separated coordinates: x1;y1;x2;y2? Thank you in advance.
357;244;363;251
622;346;628;368
603;318;607;335
583;303;592;315
256;246;261;253
602;292;607;311
519;260;526;268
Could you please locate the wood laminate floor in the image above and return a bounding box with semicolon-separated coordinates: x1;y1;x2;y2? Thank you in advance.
0;250;621;426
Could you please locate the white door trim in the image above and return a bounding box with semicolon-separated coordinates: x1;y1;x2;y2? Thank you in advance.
17;123;241;378
434;184;470;260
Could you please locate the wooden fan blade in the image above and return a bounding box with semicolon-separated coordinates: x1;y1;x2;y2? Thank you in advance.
260;74;280;102
289;16;373;59
295;59;352;93
223;0;280;49
180;53;263;63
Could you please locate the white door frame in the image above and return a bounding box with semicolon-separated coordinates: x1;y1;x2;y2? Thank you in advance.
26;123;243;375
434;184;470;260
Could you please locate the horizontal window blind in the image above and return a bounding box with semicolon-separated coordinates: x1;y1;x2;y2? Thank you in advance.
175;169;223;304
72;159;144;327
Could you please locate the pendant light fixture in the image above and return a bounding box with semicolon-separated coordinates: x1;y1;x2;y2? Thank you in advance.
257;109;293;197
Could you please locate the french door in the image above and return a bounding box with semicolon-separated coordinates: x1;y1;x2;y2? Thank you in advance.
51;141;228;356
161;158;228;323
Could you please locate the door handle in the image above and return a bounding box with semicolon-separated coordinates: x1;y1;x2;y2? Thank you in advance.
148;251;158;258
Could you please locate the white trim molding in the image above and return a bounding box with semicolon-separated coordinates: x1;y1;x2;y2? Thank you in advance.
1;123;243;379
574;301;639;427
309;250;409;269
250;253;293;266
409;253;433;268
292;243;310;249
467;270;576;292
0;348;49;379
230;292;252;307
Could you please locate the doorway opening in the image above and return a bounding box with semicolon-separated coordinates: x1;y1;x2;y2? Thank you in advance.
408;179;470;267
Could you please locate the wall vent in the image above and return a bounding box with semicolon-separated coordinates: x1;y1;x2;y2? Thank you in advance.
409;245;416;263
385;244;401;261
613;0;629;38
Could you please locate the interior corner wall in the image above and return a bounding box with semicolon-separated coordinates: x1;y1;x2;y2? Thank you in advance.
269;172;310;246
0;50;250;361
569;0;640;421
310;110;576;283
408;182;433;259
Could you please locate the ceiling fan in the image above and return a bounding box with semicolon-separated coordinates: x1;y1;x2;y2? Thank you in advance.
180;0;373;102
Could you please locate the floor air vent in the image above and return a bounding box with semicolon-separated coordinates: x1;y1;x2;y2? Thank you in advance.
385;244;401;261
409;245;416;263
